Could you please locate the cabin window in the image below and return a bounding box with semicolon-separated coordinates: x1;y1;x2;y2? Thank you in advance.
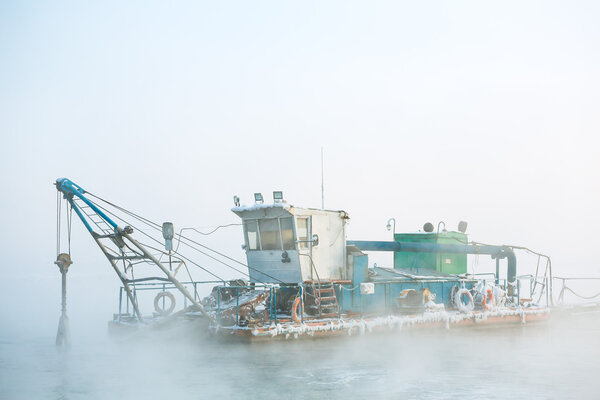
296;217;309;249
280;217;295;250
244;220;260;250
259;218;280;250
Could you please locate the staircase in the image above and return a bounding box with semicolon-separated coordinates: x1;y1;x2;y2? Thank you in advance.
311;281;339;318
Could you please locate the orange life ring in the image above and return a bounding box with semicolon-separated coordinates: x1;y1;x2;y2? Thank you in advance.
291;297;301;323
482;288;494;310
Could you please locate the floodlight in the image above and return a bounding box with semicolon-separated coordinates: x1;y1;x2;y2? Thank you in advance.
233;195;240;207
273;191;283;202
254;193;263;204
162;222;174;251
386;218;396;233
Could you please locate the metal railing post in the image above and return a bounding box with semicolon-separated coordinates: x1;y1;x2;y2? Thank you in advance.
217;287;221;327
118;287;123;321
300;285;304;324
338;284;341;319
236;288;239;326
133;288;137;318
340;285;344;314
273;288;277;324
530;277;533;299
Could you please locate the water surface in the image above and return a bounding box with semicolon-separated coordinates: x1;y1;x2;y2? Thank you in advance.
2;314;599;399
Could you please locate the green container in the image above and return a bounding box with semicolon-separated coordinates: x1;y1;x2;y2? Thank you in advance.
393;231;467;275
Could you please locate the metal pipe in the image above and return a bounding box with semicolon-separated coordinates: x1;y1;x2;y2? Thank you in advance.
55;268;70;348
93;236;142;321
347;240;518;286
495;258;500;285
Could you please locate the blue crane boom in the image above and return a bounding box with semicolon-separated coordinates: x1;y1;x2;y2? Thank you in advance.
55;178;208;320
55;178;119;233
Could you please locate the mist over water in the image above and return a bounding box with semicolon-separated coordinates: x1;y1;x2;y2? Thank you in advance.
2;314;599;400
2;1;600;399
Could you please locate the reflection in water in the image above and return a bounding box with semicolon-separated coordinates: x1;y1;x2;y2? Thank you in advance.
2;314;600;399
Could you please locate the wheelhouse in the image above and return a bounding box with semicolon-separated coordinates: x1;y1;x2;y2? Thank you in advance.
231;202;350;283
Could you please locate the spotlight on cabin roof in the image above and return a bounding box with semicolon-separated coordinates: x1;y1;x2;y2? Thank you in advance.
254;193;264;204
273;191;283;203
233;195;240;207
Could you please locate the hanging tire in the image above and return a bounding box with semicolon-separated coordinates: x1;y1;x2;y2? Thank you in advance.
154;291;176;315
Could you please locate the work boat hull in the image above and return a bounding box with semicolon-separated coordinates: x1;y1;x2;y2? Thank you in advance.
107;307;550;341
209;308;550;341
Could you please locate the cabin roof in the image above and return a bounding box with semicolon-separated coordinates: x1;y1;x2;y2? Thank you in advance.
231;203;348;218
231;202;290;214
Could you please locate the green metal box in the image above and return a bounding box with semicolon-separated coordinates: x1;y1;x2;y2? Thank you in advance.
393;231;467;275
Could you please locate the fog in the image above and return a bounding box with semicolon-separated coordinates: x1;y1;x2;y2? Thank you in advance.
1;1;599;398
4;317;600;399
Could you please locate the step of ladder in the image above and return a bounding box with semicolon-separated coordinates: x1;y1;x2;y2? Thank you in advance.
308;280;340;318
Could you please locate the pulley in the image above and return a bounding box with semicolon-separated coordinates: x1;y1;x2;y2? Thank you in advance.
55;253;72;271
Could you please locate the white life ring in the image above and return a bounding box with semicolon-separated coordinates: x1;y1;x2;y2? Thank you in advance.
454;288;474;313
154;291;176;315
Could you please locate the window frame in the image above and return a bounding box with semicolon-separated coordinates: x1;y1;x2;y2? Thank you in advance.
243;216;297;251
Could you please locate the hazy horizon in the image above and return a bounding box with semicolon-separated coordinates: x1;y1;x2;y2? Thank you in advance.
1;2;599;398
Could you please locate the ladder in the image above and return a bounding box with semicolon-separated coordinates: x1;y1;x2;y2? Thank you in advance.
311;281;339;318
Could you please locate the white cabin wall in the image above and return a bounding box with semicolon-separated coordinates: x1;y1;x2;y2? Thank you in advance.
310;213;346;280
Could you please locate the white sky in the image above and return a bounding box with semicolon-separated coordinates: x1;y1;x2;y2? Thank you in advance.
1;1;599;338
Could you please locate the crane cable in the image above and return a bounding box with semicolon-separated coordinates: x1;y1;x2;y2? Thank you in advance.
90;200;226;282
56;191;61;256
86;192;286;284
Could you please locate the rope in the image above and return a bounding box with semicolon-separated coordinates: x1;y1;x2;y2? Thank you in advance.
87;198;224;281
561;286;600;301
299;253;321;286
56;191;61;256
67;202;73;255
178;225;242;239
175;232;285;284
141;242;225;282
88;194;284;284
75;190;294;286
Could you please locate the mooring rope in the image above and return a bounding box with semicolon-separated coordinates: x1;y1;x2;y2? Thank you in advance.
561;286;600;300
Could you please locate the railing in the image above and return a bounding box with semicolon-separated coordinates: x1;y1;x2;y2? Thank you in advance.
214;283;303;328
554;277;600;306
116;280;222;321
116;274;567;326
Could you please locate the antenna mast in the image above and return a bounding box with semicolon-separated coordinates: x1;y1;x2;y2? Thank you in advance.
321;147;324;209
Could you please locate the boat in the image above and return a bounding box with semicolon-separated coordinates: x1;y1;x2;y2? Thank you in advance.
53;178;569;344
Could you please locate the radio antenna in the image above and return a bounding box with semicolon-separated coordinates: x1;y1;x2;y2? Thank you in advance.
321;147;325;210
